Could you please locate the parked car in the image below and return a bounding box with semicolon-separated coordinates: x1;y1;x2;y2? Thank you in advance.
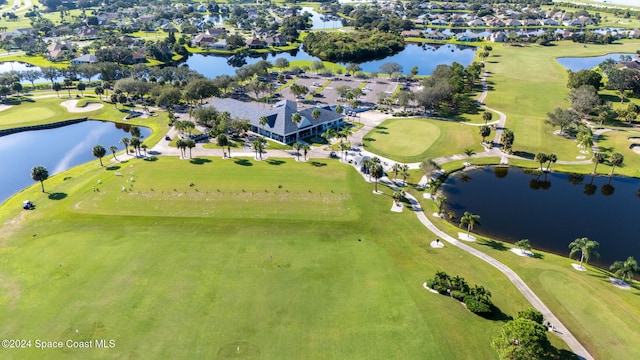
23;200;34;210
165;135;171;141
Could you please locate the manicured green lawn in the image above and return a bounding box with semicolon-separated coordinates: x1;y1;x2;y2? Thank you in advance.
418;195;640;360
362;118;483;163
0;157;552;359
484;40;640;170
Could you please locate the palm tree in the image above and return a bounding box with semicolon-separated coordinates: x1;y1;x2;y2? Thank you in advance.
515;239;532;253
464;148;475;164
577;132;594;154
482;111;492;124
31;165;49;192
130;137;141;157
391;163;403;181
176;139;186;158
568;237;600;269
545;153;557;172
259;115;269;136
141;144;148;157
592;152;606;174
609;256;638;282
311;108;321;122
92;145;106;167
217;133;229;158
479;125;491;143
401;164;409;185
185;139;195;158
335;104;344;119
609;152;624;176
252;136;265;160
302;143;310;161
460;211;481;237
108;145;118;161
321;128;337;144
291;112;302;141
292;141;302;161
370;158;384;193
52;82;62;97
120;137;130;155
535;152;548;171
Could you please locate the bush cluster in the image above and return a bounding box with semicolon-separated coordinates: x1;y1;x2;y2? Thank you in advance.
426;271;494;315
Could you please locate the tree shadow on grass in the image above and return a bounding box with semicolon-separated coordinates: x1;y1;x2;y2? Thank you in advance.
363;137;376;142
547;348;580;360
190;158;212;165
478;239;509;251
374;126;387;130
144;156;158;162
309;161;327;167
513;150;535;160
266;159;285;165
234;159;253;166
532;252;544;260
48;192;67;200
106;166;121;171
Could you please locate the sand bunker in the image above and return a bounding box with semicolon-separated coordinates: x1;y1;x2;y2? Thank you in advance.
609;277;631;290
457;232;476;241
509;248;533;257
60;100;104;113
0;104;12;112
630;144;640;155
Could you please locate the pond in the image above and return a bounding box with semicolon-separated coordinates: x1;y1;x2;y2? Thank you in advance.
0;120;152;204
184;44;475;78
302;7;343;29
440;166;640;269
556;53;634;72
0;61;63;84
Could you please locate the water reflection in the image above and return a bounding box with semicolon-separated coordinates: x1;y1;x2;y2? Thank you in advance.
440;166;640;268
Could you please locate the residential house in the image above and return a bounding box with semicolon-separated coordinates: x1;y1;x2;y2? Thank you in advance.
212;39;228;50
424;31;449;41
265;35;287;47
46;42;71;61
77;27;99;40
488;31;506;43
246;37;264;49
71;54;98;64
209;98;344;144
131;51;147;64
192;33;216;47
400;30;421;38
467;19;486;27
456;33;479;42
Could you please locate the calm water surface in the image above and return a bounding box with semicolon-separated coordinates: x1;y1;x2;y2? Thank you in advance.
0;121;151;204
440;166;640;268
185;44;475;78
556;53;634;72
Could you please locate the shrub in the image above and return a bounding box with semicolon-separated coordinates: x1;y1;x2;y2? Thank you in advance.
464;296;493;314
434;284;449;295
516;308;544;325
450;290;467;302
426;279;436;289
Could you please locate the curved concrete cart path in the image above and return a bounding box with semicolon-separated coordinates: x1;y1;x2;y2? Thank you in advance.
403;190;594;360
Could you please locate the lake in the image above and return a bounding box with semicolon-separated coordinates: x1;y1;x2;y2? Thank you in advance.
302;7;343;29
0;61;63;84
0;120;151;204
556;53;634;72
440;166;640;269
184;44;476;78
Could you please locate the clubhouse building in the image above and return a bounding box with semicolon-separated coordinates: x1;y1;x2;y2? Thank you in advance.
210;98;344;144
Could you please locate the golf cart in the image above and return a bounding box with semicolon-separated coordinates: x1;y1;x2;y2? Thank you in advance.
23;200;34;210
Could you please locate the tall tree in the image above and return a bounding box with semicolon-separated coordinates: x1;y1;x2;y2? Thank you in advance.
292;141;302;161
535;152;548;171
31;165;49;192
302;143;310;161
176;139;186;159
291;112;302;141
545;153;557;172
545;108;578;135
460;211;481;237
120;137;130;155
480;125;491;142
609;152;624;176
482;111;492;125
259;115;269;136
492;313;551;360
464;148;475;163
92;145;106;167
185;139;196;158
108;145;118;161
391;163;403;180
370;157;384;193
568;237;600;269
501;129;515;152
592;152;606;174
217;133;230;158
609;256;638;282
252;136;266;160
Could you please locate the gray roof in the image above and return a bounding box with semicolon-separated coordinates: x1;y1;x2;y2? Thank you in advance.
209;98;342;137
